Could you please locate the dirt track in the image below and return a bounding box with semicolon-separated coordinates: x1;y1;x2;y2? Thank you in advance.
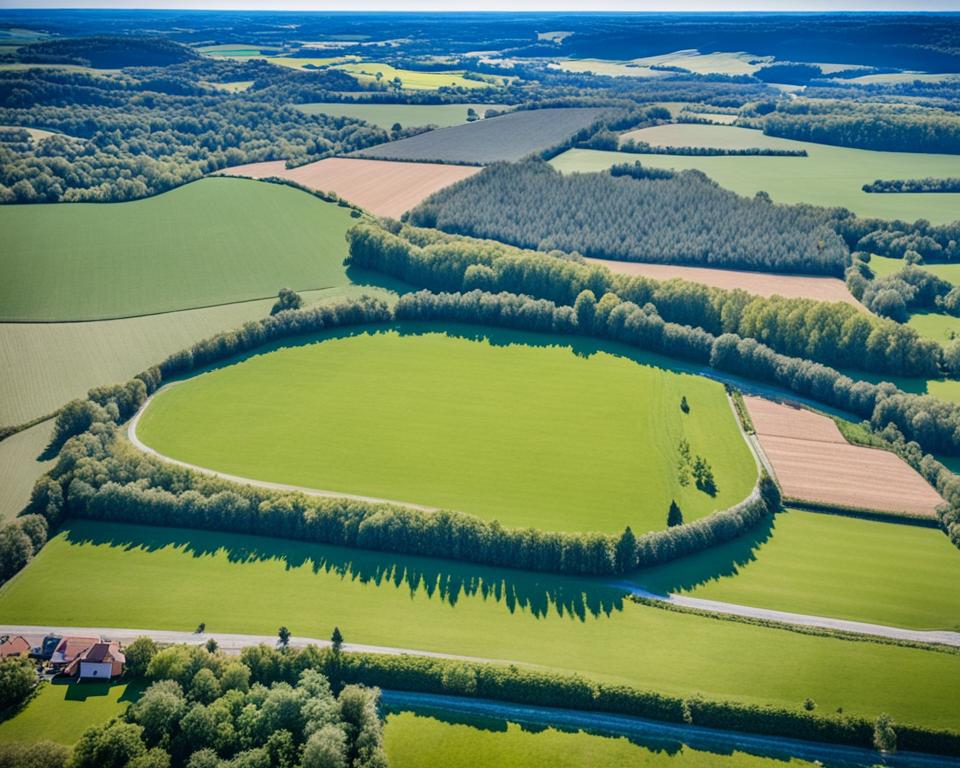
586;257;862;307
744;396;943;517
218;157;480;218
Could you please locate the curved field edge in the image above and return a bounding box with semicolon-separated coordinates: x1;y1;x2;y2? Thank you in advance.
1;519;958;732
133;324;759;534
0;177;358;322
0;285;395;427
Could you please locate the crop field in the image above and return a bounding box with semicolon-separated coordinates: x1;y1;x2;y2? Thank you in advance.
383;710;823;768
201;79;253;92
3;520;959;730
294;102;510;128
553;124;960;223
0;419;54;522
634;508;960;630
331;61;492;89
219;157;481;219
0;177;357;321
549;59;668;78
0;679;144;745
631;50;770;75
0;285;392;426
136;326;758;533
353;107;607;164
584;257;860;306
744;397;942;517
197;43;281;57
683;111;739;124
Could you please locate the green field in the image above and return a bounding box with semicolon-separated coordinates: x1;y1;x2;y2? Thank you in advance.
0;177;358;321
3;520;958;730
869;253;960;284
864;256;960;343
332;61;493;90
633;509;960;630
295;102;510;128
383;710;823;768
0;679;143;745
136;326;758;533
552;124;960;223
0;285;395;426
0;419;54;521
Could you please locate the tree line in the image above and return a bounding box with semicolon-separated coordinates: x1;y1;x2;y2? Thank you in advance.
863;178;960;193
347;222;946;377
619;140;807;157
404;160;850;276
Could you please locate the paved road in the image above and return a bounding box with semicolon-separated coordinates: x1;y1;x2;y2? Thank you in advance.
381;690;960;768
615;586;960;648
0;624;499;663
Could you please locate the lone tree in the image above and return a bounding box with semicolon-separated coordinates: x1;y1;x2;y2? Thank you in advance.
270;288;303;316
802;698;816;711
874;714;897;753
677;439;692;487
205;638;218;654
667;501;683;527
615;526;637;572
693;456;717;496
277;626;291;649
331;626;344;653
680;395;690;413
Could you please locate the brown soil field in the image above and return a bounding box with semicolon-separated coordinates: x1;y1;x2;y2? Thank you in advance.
744;396;943;518
585;257;862;307
218;157;480;219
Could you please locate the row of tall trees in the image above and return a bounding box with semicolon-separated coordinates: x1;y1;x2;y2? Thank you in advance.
863;178;960;193
347;222;945;377
405;160;850;275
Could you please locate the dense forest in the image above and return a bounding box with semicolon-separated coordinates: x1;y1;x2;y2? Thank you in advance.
762;101;960;154
14;35;199;68
405;161;850;275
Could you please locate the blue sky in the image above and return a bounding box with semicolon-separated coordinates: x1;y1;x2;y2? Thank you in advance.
5;1;960;10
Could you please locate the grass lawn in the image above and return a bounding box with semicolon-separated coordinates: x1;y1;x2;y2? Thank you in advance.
0;419;54;522
2;520;959;731
136;325;758;534
0;284;396;427
632;509;960;631
0;177;358;321
332;62;491;90
383;710;822;768
553;125;960;224
0;679;144;745
295;103;510;129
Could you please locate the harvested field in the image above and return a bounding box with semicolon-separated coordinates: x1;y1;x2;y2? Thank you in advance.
352;107;607;164
744;396;943;518
584;257;861;306
218;157;480;219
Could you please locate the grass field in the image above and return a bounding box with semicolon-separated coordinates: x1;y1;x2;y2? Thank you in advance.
383;710;823;768
136;326;758;533
294;103;510;128
0;679;144;745
865;256;960;342
633;509;960;630
3;520;959;730
0;285;395;426
554;124;960;223
1;177;359;322
332;61;492;90
0;419;54;522
354;107;606;164
869;254;960;284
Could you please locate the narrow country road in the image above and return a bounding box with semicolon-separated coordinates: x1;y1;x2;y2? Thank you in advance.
615;586;960;647
380;690;960;768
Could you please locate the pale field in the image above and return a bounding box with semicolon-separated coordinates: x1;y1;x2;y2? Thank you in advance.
218;157;481;219
0;419;54;522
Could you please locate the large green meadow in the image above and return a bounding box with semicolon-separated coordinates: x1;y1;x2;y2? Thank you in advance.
633;509;960;630
0;177;357;321
136;326;758;533
552;124;960;223
2;519;958;730
383;710;824;768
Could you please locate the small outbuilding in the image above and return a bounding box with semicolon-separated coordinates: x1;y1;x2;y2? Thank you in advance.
0;635;31;658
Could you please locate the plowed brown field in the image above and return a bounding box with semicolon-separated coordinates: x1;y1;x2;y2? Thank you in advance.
218;157;480;219
744;396;942;518
585;257;862;307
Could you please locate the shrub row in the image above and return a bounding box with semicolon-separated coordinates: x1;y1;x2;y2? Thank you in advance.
238;644;960;757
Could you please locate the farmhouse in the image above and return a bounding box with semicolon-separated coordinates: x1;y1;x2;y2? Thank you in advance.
63;641;125;680
49;636;99;670
0;634;31;658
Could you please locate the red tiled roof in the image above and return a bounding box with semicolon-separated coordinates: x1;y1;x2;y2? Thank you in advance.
0;635;31;657
82;642;124;664
52;636;99;663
